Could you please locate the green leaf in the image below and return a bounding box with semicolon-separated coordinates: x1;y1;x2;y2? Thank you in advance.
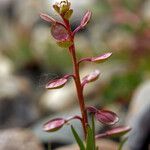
96;146;99;150
86;125;95;150
91;114;96;149
71;125;85;150
118;137;128;150
64;9;73;20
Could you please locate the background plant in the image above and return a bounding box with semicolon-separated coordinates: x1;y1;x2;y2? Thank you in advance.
40;0;131;149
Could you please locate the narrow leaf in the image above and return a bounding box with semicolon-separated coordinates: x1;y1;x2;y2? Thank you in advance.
86;125;94;150
118;137;128;150
40;13;56;24
91;114;96;150
71;126;85;150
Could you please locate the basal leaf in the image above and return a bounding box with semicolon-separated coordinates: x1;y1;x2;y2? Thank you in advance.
71;125;85;150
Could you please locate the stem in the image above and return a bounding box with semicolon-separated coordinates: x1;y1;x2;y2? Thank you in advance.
70;44;88;138
62;17;88;138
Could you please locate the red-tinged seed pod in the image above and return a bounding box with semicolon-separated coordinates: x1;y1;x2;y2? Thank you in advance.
82;70;100;86
40;13;56;24
95;126;131;138
51;23;69;41
46;75;71;89
86;106;98;113
91;52;112;63
73;10;92;35
95;110;119;125
106;126;131;137
80;11;92;28
43;118;66;132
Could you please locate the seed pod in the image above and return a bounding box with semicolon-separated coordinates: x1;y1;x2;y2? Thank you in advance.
95;110;119;125
80;11;92;28
82;70;100;86
64;9;73;20
51;23;69;41
46;75;70;89
43;118;66;132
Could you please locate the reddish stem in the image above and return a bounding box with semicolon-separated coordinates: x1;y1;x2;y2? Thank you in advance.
70;44;88;138
62;17;88;138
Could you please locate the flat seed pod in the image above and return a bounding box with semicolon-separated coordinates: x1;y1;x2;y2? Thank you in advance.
82;70;100;86
86;106;98;113
106;126;131;137
96;126;131;138
46;75;70;89
95;110;119;125
43;118;66;132
91;52;112;63
80;11;92;28
51;23;69;41
40;13;56;24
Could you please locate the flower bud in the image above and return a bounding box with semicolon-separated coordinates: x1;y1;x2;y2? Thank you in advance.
53;0;71;15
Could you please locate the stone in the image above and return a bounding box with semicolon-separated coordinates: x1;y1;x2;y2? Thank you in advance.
142;0;150;23
56;139;118;150
125;80;150;150
0;128;44;150
0;75;39;128
0;54;14;77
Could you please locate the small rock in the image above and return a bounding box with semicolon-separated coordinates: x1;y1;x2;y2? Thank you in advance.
125;80;150;150
56;139;118;150
0;128;44;150
0;75;39;128
0;54;14;77
142;0;150;23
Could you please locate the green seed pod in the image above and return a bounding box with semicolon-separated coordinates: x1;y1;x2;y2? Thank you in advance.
57;40;73;48
53;4;60;14
64;9;73;20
